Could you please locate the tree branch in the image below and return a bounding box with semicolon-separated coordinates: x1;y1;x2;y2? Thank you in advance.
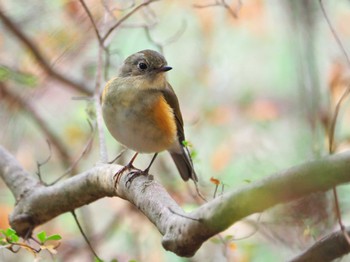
2;145;350;257
290;227;350;262
0;83;72;168
101;0;160;43
0;8;92;95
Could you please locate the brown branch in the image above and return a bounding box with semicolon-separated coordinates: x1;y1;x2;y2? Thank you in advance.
0;8;92;95
319;0;350;246
77;0;108;162
101;0;160;43
2;146;350;257
193;0;241;19
0;83;72;169
78;0;103;46
289;227;350;262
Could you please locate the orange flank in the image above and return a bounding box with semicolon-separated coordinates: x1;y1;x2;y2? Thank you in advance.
153;96;177;144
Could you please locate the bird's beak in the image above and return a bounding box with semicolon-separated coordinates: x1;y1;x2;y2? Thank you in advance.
157;66;172;72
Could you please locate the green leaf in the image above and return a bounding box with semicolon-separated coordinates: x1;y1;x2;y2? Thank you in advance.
5;228;16;236
2;228;19;243
45;234;62;241
210;237;221;244
0;66;10;81
182;140;189;147
94;257;104;262
224;235;233;242
12;72;37;87
37;231;47;243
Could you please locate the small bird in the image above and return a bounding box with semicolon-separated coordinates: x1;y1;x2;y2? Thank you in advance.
101;49;197;182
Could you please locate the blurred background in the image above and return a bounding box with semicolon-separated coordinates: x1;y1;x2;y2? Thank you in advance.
1;0;350;261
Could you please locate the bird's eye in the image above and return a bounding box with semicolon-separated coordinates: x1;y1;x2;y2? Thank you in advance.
138;62;148;70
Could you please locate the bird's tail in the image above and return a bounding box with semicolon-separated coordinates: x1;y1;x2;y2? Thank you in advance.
170;147;198;182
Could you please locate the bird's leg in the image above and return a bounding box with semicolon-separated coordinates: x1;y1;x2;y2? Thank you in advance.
143;153;158;175
114;152;140;187
125;153;158;187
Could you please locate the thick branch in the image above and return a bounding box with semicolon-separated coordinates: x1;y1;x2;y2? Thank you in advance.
2;145;350;257
290;227;350;262
0;8;92;95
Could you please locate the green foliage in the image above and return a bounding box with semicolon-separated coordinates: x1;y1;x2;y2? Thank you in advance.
0;65;37;87
36;230;62;244
0;227;62;257
0;228;19;244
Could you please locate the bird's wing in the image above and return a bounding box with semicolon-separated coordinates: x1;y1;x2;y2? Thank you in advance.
161;82;185;142
161;83;198;182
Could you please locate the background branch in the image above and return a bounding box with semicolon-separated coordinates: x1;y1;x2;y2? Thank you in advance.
290;227;350;262
2;145;350;257
0;83;72;169
0;8;92;95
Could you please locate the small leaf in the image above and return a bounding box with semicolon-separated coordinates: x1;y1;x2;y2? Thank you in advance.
210;177;220;185
5;228;16;236
5;228;19;243
37;231;47;243
45;234;62;242
0;66;10;81
182;140;189;147
210;237;221;244
224;235;233;241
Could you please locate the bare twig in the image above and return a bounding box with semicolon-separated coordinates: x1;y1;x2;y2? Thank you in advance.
0;83;72;169
143;20;187;53
193;0;242;19
78;0;103;46
102;0;160;43
71;210;102;261
319;0;350;246
50;120;95;184
35;140;52;183
0;8;92;95
290;227;350;262
78;0;108;162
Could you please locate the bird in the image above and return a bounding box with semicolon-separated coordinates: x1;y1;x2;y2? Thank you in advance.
101;49;198;183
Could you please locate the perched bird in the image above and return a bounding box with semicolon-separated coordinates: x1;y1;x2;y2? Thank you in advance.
101;49;197;182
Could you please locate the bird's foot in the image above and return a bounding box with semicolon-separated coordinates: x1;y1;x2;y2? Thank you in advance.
125;168;152;188
113;163;140;188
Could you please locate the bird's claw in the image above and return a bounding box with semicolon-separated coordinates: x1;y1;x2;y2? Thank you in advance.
125;169;149;188
113;164;139;188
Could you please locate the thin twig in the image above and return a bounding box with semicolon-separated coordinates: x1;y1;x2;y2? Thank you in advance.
71;210;102;261
319;0;350;246
35;140;52;183
78;0;109;162
0;83;72;169
102;0;160;43
0;8;92;95
94;45;108;162
193;0;241;19
78;0;103;46
143;20;187;54
49;120;96;185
